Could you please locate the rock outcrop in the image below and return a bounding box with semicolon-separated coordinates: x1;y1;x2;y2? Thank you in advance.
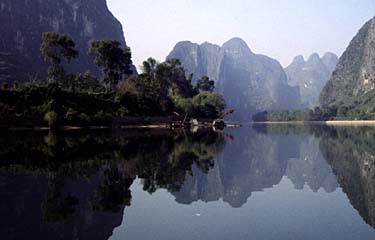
168;38;301;121
320;17;375;108
0;0;133;84
285;53;338;108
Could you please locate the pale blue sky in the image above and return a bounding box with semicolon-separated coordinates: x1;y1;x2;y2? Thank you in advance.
107;0;374;69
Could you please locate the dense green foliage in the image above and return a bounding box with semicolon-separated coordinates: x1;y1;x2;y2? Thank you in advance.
252;106;339;122
0;81;120;128
254;96;375;122
174;92;226;119
0;32;226;128
320;91;375;120
118;57;225;118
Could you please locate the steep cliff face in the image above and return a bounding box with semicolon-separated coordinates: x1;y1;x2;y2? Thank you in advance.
320;17;375;108
0;0;132;83
168;38;301;121
285;52;338;108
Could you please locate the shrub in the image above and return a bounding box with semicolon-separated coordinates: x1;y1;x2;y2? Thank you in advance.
174;97;194;115
192;92;226;118
117;107;128;117
44;111;58;128
64;108;79;122
79;113;91;124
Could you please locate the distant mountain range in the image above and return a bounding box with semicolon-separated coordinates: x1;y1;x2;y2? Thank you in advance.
168;38;302;121
285;53;338;108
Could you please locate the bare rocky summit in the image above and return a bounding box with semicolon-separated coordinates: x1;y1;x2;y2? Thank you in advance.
285;52;338;108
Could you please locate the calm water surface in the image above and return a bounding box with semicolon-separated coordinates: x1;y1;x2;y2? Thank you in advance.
1;125;375;240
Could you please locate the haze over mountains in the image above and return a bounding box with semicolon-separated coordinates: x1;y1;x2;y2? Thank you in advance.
0;0;133;83
168;38;301;121
1;0;375;121
285;53;338;108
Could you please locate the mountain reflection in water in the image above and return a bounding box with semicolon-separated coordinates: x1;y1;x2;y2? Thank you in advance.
0;125;375;240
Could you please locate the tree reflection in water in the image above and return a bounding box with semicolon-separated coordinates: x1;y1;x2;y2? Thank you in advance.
254;124;375;230
0;128;225;240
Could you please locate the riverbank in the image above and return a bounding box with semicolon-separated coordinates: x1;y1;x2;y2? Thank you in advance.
0;117;242;131
253;120;375;126
324;120;375;126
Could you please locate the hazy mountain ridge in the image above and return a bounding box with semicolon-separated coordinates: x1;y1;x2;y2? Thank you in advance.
285;52;338;108
0;0;133;83
168;38;301;121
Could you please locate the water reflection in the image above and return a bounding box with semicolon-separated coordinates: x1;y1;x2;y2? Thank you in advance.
173;125;338;208
0;125;375;239
319;126;375;229
0;129;225;240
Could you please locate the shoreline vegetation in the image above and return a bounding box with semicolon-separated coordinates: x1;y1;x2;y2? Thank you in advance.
252;106;375;124
2;32;369;130
0;118;227;131
3;120;375;132
0;32;231;131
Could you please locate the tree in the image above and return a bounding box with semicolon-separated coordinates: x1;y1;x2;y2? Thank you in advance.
140;58;162;96
174;97;194;115
196;76;215;92
192;92;226;118
153;60;174;98
141;57;158;76
313;107;323;121
40;32;78;82
155;58;194;98
252;111;268;122
89;40;133;90
119;74;164;115
73;71;102;93
140;58;194;99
